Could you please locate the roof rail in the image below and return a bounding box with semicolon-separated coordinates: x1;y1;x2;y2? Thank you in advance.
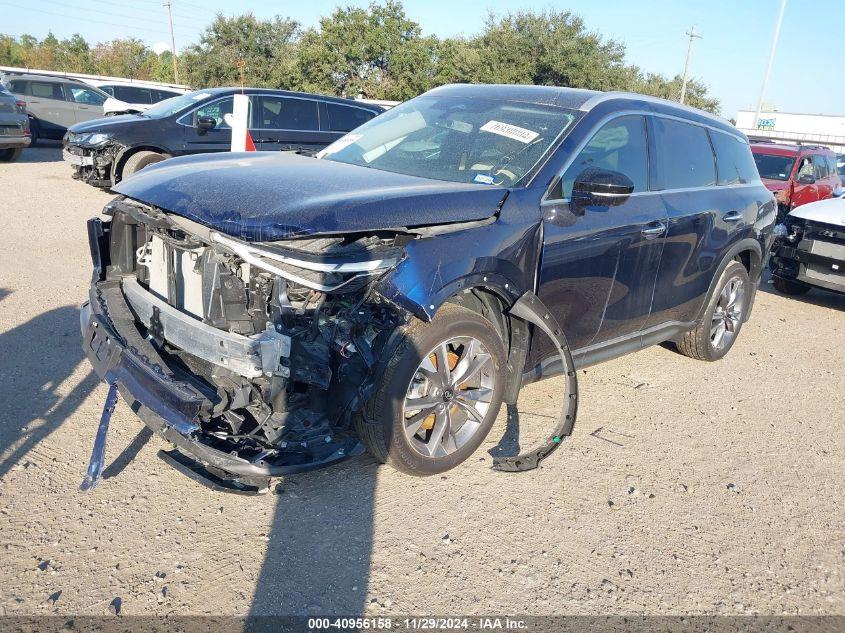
579;91;732;127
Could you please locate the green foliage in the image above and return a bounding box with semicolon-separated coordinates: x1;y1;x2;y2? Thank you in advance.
180;13;300;89
0;3;720;113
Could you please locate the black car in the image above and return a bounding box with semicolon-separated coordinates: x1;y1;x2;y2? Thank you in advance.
78;84;776;491
63;87;383;187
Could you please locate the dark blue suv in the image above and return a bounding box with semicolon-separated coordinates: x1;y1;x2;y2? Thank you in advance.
79;84;775;488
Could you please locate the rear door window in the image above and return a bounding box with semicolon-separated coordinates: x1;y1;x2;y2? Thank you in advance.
153;89;181;102
324;102;376;132
709;130;759;185
113;86;153;104
558;115;649;199
29;81;64;100
256;96;319;131
650;117;716;190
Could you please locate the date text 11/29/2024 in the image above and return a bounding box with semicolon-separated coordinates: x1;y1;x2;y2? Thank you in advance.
307;617;528;630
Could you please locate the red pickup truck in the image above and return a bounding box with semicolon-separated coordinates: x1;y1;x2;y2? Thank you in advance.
751;143;842;219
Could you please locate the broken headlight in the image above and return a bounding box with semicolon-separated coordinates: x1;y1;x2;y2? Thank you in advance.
210;231;404;294
73;133;112;146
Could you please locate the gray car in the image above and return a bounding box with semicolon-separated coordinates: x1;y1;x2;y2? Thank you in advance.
0;83;30;162
0;72;108;145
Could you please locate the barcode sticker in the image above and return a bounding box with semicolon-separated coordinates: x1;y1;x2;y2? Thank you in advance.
480;120;539;144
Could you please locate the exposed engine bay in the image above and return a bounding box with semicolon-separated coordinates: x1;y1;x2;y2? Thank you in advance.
101;197;412;477
78;194;578;492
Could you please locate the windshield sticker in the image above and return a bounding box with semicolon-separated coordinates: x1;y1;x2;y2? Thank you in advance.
480;120;539;144
316;134;363;158
191;92;212;100
473;174;496;185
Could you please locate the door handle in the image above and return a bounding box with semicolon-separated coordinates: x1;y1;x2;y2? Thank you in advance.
641;221;667;239
723;211;743;222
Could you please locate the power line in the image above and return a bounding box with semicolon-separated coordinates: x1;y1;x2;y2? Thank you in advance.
679;25;702;105
38;0;202;32
0;3;171;37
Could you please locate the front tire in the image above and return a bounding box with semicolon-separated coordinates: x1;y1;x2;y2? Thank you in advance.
676;260;751;361
358;303;507;476
121;150;167;180
772;275;811;296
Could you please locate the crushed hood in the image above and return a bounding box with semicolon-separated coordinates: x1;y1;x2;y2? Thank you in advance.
789;196;845;227
113;152;508;241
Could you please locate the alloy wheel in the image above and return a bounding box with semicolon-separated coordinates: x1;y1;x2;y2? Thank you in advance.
402;337;495;458
710;276;746;350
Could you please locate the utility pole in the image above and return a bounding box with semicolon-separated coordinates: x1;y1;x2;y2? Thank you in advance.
753;0;787;128
163;1;179;83
679;25;702;105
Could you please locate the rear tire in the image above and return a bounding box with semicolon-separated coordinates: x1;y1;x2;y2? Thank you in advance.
358;303;507;476
772;275;811;296
0;148;22;162
676;260;751;361
121;150;167;179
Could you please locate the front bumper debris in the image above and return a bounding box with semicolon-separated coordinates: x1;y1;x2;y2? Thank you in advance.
771;230;845;294
80;281;362;489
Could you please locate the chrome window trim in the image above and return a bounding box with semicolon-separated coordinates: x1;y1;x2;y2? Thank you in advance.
542;109;758;203
175;93;367;133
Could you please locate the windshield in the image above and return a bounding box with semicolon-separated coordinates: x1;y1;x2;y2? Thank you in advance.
753;153;796;181
319;96;577;186
141;91;216;118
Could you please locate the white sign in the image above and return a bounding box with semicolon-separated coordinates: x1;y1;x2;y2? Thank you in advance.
229;93;250;152
480;120;539;144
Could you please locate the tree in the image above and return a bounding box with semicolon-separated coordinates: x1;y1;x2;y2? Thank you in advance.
180;13;300;89
295;1;435;100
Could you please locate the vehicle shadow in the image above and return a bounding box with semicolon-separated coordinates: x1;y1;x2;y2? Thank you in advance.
18;142;63;163
0;305;99;478
758;268;845;311
248;457;379;618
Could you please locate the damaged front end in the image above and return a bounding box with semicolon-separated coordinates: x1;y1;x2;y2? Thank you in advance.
81;197;412;489
63;133;123;187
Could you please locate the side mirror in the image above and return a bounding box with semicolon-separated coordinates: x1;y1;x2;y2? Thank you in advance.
196;116;217;135
571;167;635;212
797;173;816;185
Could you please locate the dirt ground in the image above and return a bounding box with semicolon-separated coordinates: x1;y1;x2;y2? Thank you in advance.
1;145;844;618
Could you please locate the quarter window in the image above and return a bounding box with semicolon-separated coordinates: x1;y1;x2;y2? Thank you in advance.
257;96;318;131
325;103;376;132
650;117;716;190
709;130;759;185
558;115;648;199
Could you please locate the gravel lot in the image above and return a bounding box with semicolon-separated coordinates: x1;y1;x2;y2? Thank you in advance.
1;146;844;617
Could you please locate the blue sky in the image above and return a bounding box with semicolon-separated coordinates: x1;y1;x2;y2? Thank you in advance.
1;0;838;118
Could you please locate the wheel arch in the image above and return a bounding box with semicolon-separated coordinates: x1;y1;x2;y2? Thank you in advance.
696;237;763;323
112;145;171;184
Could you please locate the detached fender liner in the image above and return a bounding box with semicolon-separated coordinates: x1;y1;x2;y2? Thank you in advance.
492;292;578;472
